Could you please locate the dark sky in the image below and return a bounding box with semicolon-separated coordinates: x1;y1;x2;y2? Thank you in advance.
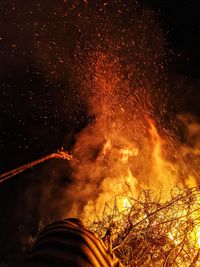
0;0;200;265
0;0;200;171
145;0;200;78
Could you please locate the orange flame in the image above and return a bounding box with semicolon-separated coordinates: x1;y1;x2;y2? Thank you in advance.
68;53;199;232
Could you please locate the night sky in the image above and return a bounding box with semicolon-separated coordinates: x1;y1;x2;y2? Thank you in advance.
0;0;200;266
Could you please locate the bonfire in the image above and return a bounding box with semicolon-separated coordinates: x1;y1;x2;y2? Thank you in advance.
86;187;200;266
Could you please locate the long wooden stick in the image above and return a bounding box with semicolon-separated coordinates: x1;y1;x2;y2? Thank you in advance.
0;150;73;184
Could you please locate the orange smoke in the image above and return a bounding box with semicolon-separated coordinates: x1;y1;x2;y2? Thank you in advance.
66;52;199;224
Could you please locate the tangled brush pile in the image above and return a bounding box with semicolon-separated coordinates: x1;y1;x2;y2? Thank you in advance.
87;187;200;266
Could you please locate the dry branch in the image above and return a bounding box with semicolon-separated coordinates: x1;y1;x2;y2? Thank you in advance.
87;186;200;266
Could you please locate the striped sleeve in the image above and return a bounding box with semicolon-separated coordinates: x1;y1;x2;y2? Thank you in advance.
27;218;123;267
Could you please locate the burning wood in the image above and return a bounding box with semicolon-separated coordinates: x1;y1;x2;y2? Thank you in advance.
87;187;200;266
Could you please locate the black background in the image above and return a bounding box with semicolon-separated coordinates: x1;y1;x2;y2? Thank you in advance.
0;0;200;265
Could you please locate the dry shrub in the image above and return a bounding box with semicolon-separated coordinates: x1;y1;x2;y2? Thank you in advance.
87;187;200;266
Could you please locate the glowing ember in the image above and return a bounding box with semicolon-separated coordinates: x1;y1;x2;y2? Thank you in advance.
117;197;131;213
